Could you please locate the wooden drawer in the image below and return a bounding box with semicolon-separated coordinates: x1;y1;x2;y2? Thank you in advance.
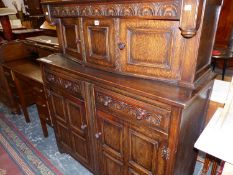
94;87;171;134
44;70;83;98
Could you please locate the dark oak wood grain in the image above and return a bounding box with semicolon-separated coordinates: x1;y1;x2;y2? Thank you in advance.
39;0;222;174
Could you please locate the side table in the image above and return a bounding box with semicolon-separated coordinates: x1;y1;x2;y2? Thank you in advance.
212;49;233;80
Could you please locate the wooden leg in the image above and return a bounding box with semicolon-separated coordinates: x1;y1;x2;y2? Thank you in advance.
211;157;221;175
212;58;216;71
201;154;212;175
40;118;48;137
222;59;227;80
13;73;30;123
202;154;221;175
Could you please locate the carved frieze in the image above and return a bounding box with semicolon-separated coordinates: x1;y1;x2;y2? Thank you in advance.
96;92;162;126
50;1;180;18
46;73;82;96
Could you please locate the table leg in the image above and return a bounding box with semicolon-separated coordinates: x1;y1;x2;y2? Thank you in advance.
222;59;227;80
13;74;31;123
212;58;216;71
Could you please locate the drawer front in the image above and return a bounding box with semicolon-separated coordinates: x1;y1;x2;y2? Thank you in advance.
94;87;171;134
119;19;182;80
44;70;83;98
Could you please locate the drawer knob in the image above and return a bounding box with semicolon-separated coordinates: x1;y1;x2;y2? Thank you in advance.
95;132;102;139
42;104;46;107
118;42;126;50
81;124;87;130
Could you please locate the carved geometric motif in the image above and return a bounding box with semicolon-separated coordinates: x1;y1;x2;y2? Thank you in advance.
50;1;180;18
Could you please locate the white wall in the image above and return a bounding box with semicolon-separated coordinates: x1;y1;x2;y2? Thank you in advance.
2;0;26;13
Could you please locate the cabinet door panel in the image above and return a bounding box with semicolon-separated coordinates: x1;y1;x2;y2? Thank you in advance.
56;121;72;150
128;129;158;175
50;91;67;123
120;19;182;80
61;18;83;61
96;110;125;175
103;152;124;175
66;98;91;167
48;90;72;151
126;126;168;175
83;18;116;68
66;99;86;136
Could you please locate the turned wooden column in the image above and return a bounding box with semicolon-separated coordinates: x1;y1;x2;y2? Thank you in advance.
0;8;16;41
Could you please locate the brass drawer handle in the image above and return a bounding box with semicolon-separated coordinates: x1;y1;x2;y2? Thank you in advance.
118;42;126;50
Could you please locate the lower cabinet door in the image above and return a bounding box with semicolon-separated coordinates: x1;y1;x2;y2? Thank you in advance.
47;88;93;170
95;109;168;175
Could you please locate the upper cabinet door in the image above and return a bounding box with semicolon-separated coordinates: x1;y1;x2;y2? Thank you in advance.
61;18;84;62
83;18;117;69
119;19;182;81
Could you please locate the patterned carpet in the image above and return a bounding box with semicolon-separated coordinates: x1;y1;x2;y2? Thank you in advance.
0;113;63;175
0;102;206;175
0;103;92;175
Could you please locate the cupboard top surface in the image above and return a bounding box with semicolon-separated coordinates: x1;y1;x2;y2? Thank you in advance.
39;54;215;108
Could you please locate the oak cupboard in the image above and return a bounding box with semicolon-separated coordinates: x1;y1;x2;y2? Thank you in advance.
39;0;223;174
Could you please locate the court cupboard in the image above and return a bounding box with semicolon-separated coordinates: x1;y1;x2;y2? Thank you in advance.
39;0;223;174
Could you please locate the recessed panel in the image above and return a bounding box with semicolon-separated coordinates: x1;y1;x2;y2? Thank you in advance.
103;152;124;175
89;27;108;59
120;19;182;80
61;19;83;61
71;132;89;163
56;121;71;149
64;25;78;50
66;99;84;133
102;118;123;156
129;129;158;174
83;18;116;68
129;29;172;68
51;93;66;123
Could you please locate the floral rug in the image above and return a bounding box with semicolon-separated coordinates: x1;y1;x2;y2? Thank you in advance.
0;113;63;175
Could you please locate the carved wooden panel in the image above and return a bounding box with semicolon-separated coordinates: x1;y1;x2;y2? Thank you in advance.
50;1;180;19
61;18;84;61
45;71;83;98
96;110;125;175
119;19;182;80
95;87;171;134
83;18;117;69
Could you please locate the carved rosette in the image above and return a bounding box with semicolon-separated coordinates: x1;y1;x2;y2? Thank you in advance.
96;92;162;125
50;1;180;18
46;73;81;95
